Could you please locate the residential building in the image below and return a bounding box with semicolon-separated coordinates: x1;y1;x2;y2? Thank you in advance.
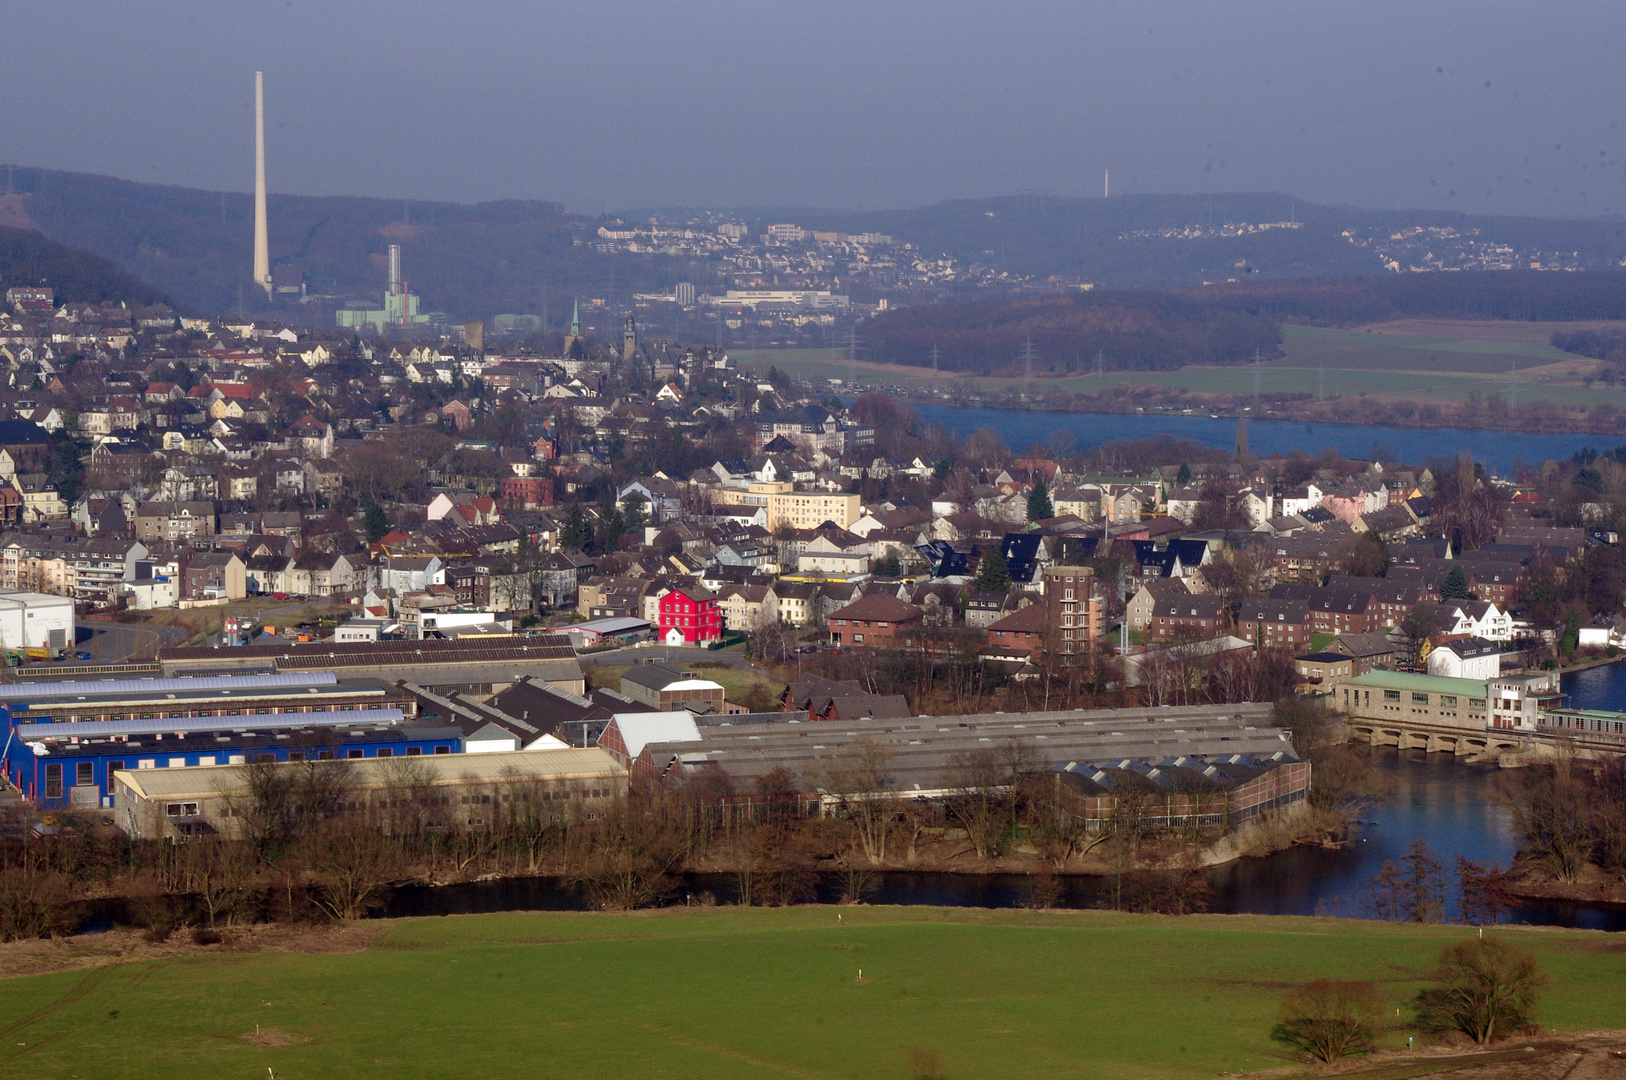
828;593;923;648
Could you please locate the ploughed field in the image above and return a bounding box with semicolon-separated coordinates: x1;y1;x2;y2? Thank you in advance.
1;908;1625;1079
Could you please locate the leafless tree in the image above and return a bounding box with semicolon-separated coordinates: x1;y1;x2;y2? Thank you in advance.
821;737;896;866
180;837;262;928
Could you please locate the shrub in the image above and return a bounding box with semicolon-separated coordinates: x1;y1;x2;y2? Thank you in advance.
1273;979;1385;1062
1415;937;1546;1044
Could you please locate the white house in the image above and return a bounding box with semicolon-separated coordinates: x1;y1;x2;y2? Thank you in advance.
1426;637;1502;680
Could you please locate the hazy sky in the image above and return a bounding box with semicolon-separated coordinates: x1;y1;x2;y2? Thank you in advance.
5;1;1624;218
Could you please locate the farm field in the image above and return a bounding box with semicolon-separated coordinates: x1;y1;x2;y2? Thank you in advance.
0;908;1623;1080
734;320;1626;408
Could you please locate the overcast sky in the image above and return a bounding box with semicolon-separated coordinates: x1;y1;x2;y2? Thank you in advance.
4;1;1624;218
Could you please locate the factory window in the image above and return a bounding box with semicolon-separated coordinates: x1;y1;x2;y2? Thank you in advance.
1412;693;1429;705
1440;696;1457;707
376;747;393;758
287;752;304;762
1383;690;1401;703
164;802;198;818
434;745;451;754
316;750;334;760
44;763;63;799
405;746;422;756
347;749;365;759
108;760;124;776
1469;698;1486;709
76;762;94;787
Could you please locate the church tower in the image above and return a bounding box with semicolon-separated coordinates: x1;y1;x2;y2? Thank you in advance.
563;300;583;359
623;313;637;362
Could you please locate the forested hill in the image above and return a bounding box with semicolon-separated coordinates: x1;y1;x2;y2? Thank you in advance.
863;291;1283;373
0;167;703;317
863;272;1626;374
0;225;173;307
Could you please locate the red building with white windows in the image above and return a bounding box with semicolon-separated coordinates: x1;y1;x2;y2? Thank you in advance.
659;586;722;645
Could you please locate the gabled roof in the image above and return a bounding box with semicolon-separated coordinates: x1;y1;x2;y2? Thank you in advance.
602;711;702;759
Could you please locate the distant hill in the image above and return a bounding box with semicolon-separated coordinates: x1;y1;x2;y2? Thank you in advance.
789;193;1626;289
0;167;711;318
0;225;172;307
865;272;1626;373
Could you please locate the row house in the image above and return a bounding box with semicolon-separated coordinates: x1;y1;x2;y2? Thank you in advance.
134;501;216;543
1146;593;1226;642
1236;597;1310;649
716;584;779;632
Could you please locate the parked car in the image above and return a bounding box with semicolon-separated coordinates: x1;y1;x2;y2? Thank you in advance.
74;651;93;661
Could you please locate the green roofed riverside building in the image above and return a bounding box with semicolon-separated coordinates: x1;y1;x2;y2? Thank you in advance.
1332;668;1575;757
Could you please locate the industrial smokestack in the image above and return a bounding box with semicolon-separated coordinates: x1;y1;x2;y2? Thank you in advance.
388;244;402;295
252;71;271;299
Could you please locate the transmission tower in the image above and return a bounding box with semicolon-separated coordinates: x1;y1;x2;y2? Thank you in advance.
1018;338;1040;385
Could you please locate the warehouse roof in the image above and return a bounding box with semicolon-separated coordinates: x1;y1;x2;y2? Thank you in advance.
114;746;625;800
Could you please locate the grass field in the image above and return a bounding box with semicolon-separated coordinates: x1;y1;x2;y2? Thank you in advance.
733;320;1626;409
1;908;1623;1080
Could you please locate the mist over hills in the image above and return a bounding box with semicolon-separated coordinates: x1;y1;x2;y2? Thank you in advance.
6;165;1626;320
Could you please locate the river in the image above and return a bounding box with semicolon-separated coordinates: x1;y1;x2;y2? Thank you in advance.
375;749;1624;930
911;403;1608;474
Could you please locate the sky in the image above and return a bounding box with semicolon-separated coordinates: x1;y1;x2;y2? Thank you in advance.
4;1;1625;218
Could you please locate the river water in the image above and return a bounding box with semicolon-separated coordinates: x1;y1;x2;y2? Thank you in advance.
912;403;1608;474
376;748;1624;930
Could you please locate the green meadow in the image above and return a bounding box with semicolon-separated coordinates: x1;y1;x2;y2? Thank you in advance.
1;907;1623;1080
734;321;1626;408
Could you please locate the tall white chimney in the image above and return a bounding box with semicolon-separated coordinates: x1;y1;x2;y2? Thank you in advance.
253;71;272;299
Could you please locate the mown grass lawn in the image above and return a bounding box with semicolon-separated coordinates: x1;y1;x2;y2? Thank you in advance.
0;908;1622;1080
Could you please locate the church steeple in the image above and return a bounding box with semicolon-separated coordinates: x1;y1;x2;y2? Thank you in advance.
623;312;637;362
563;300;584;359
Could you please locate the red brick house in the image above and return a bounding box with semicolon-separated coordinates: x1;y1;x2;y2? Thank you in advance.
659;585;722;645
1236;597;1309;649
984;603;1047;658
828;593;924;647
498;475;555;509
1148;593;1226;641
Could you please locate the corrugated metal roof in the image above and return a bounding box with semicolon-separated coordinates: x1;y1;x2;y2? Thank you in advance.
115;746;625;800
19;708;405;741
0;672;337;703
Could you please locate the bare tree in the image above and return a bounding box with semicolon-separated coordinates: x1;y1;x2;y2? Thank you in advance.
300;818;400;921
1273;980;1384;1063
944;748;1006;858
181;838;262;928
821;737;896;866
1416;937;1546;1044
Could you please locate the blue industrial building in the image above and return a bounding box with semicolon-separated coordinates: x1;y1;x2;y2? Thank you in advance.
3;707;463;811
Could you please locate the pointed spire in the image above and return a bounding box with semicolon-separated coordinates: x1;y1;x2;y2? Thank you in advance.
569;300;581;338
